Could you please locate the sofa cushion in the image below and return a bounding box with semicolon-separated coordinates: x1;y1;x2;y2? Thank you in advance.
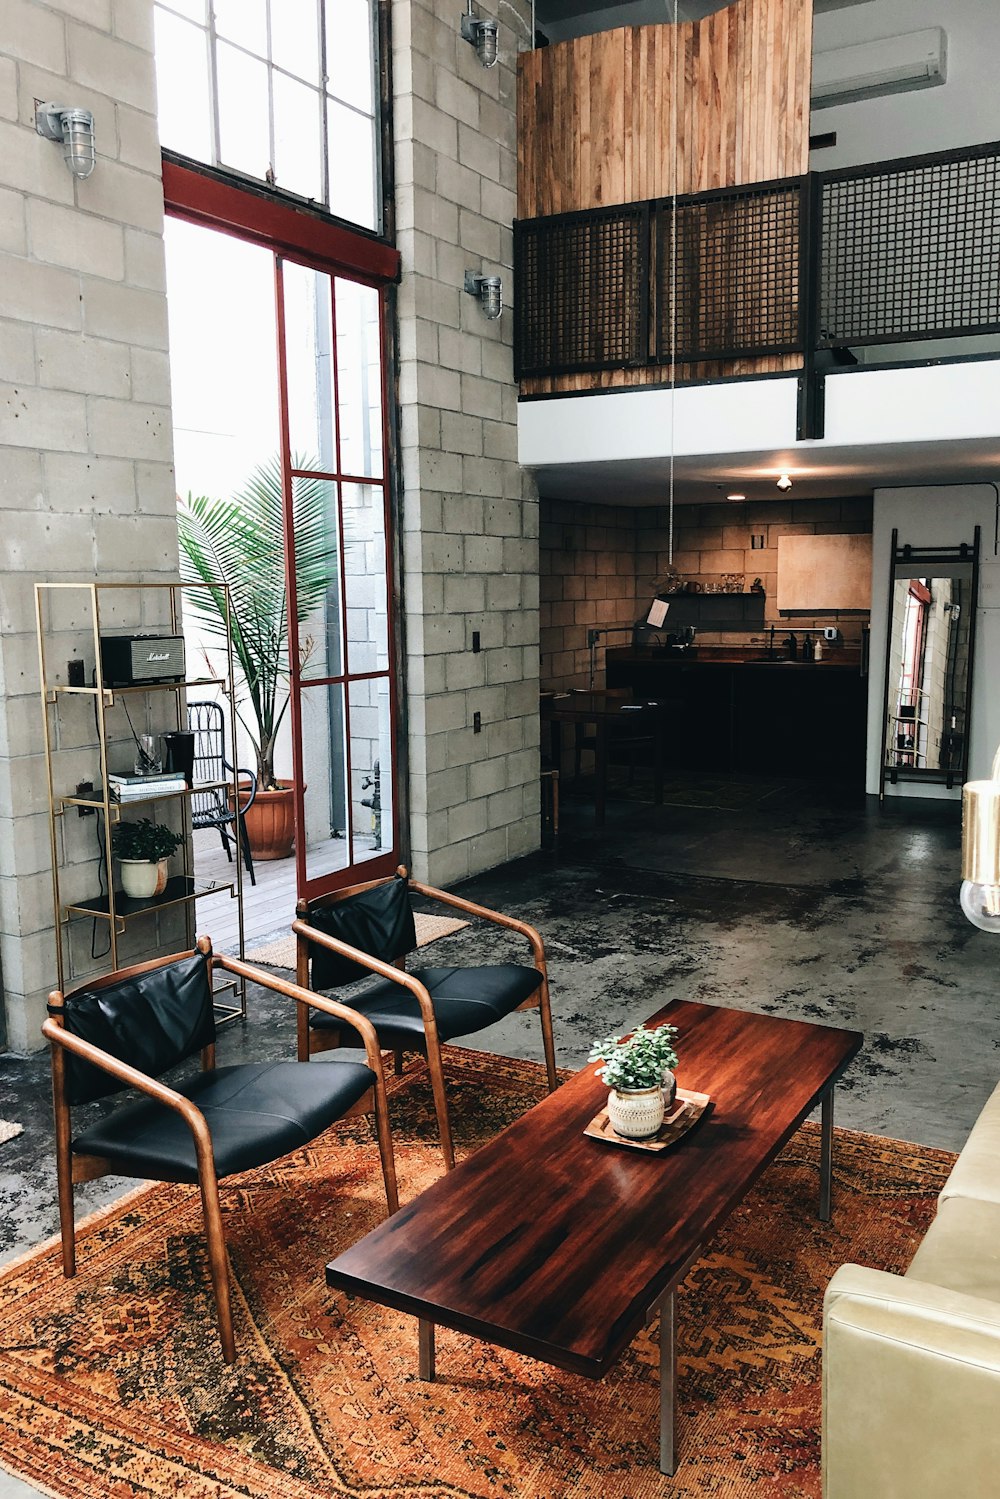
938;1079;1000;1208
906;1194;1000;1304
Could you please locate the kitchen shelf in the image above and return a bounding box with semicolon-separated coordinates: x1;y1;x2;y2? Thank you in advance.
36;579;246;1015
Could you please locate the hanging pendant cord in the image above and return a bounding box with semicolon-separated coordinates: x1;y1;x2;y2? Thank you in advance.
668;0;680;565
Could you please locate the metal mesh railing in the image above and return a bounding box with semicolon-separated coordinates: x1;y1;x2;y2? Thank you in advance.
513;206;649;378
653;181;804;361
819;146;1000;347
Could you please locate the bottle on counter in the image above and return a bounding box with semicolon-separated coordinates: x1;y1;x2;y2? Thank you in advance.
815;637;824;661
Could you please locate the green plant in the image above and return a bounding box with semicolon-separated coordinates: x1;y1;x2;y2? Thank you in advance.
177;454;338;790
111;818;184;862
589;1023;679;1092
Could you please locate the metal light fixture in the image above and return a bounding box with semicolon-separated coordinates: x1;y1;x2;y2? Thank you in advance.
465;270;503;320
961;745;1000;933
461;1;499;67
35;101;96;180
776;473;793;492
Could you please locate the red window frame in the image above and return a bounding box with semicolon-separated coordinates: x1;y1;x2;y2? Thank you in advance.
163;159;403;899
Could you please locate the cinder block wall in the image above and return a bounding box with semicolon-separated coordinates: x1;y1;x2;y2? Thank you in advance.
394;0;540;887
540;500;638;690
0;0;178;1051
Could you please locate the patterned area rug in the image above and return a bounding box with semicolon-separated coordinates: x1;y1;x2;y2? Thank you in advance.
245;911;470;971
0;1051;952;1499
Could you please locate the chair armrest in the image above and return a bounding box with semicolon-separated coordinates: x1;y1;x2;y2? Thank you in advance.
41;1019;209;1139
216;950;423;1067
824;1264;1000;1499
230;766;258;812
407;879;547;968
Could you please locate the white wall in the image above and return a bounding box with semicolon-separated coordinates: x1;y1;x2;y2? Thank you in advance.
811;0;1000;172
866;483;1000;798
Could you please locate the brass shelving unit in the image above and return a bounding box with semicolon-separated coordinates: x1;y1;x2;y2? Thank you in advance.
35;581;246;1023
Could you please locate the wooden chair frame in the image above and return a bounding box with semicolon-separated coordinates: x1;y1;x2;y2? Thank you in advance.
42;937;398;1364
293;866;558;1171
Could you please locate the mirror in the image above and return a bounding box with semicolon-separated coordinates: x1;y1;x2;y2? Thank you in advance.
881;536;979;791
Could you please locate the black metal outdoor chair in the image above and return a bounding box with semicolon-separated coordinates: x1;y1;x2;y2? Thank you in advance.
187;700;258;885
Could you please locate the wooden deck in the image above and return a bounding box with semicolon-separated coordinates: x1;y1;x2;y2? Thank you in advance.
193;829;299;954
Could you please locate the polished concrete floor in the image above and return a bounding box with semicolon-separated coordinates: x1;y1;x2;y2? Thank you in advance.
1;773;989;1280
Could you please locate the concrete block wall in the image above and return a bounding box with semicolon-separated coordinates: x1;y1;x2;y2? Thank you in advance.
540;499;638;690
0;0;179;1051
394;0;540;887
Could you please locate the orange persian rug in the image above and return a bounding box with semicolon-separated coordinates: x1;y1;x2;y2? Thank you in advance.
0;1051;952;1499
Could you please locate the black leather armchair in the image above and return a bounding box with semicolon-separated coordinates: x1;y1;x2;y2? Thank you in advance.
42;939;398;1363
293;867;558;1170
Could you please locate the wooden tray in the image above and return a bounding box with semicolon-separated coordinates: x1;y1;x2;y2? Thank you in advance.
584;1087;711;1152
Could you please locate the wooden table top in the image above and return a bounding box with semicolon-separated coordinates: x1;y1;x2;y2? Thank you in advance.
326;1000;862;1378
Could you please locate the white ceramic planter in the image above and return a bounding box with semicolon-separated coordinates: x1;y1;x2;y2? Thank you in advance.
608;1085;665;1139
119;858;168;899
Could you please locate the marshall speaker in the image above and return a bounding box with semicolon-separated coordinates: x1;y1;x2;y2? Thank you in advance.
100;634;186;687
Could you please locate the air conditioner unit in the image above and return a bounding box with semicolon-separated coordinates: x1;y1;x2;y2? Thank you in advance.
811;28;947;110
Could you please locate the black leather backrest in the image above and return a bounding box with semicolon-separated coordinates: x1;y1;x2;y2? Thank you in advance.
307;875;416;989
61;950;216;1105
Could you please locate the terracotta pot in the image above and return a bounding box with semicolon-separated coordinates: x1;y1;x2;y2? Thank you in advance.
119;858;168;899
238;781;297;861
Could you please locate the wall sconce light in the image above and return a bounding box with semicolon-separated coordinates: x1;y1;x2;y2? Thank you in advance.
776;473;793;492
465;270;503;320
461;1;499;67
35;101;96;180
960;746;1000;933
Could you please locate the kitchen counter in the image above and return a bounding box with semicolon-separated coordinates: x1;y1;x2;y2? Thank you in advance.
605;648;868;780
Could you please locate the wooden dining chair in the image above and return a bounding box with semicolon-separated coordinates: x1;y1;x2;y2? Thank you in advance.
293;867;558;1170
42;938;398;1363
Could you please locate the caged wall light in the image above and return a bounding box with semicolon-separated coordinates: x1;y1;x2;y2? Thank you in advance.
465;270;503;320
35;101;96;180
461;1;499;67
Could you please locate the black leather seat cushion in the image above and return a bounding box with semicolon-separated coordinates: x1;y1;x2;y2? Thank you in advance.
71;1060;374;1182
310;964;542;1048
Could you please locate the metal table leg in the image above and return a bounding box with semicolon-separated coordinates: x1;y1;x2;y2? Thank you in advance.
819;1087;834;1222
418;1319;436;1381
659;1289;676;1476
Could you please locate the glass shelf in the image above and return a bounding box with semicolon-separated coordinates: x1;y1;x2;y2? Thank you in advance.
48;678;222;697
60;779;230;812
64;875;235;923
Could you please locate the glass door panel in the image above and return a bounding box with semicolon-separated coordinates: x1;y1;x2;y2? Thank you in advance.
299;682;350;883
336;278;383;479
292;475;343;682
343;484;389;673
282;260;337;470
348;676;393;865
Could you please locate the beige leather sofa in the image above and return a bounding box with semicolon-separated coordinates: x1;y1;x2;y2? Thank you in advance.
823;1082;1000;1498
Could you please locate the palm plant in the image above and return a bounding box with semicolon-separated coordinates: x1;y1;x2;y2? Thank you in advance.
177;455;338;790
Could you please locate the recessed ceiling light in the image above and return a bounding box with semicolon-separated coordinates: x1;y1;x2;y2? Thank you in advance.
727;492;746;501
776;474;793;492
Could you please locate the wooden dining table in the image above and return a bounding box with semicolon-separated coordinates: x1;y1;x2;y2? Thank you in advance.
541;689;665;825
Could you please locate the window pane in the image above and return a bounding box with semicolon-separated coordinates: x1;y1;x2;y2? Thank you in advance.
282;261;337;471
343;485;388;674
158;0;205;21
215;0;267;55
217;42;271;180
336;279;384;479
273;74;323;201
327;100;377;231
326;0;374;114
300;683;351;883
164;219;280;504
349;677;392;864
271;0;321;83
293;476;343;684
154;9;212;161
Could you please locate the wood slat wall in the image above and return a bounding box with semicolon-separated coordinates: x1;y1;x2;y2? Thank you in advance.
517;0;812;395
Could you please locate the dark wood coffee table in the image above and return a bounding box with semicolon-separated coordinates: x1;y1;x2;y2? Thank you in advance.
326;1000;862;1474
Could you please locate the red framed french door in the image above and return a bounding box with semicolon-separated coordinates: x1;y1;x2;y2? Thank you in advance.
164;160;401;902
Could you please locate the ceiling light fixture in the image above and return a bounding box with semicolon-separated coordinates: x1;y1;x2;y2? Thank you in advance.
35;101;96;180
776;473;793;492
464;270;503;319
461;1;499;66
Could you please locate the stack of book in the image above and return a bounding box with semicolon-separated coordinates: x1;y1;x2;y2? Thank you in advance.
107;770;188;802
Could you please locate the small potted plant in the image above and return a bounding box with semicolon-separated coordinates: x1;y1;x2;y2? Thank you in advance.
589;1023;679;1140
112;818;184;899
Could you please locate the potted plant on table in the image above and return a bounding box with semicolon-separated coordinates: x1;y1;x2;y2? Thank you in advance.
177;455;338;861
590;1023;680;1139
112;818;185;899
